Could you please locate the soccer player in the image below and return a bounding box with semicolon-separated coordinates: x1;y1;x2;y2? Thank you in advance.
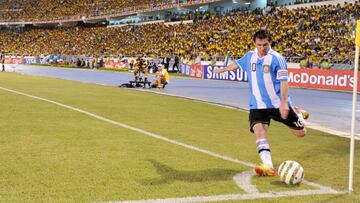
214;30;307;176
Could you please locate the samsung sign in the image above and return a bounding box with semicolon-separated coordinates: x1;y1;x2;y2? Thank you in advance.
204;65;248;82
24;57;41;64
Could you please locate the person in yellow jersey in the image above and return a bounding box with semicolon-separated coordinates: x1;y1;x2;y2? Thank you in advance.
152;64;169;88
299;57;308;69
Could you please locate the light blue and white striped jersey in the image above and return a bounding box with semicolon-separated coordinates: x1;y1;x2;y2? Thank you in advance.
235;48;292;109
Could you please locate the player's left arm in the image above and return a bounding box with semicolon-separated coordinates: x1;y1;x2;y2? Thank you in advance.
280;82;290;119
276;55;290;119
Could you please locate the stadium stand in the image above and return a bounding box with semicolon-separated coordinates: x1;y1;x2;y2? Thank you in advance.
0;1;358;67
0;0;167;22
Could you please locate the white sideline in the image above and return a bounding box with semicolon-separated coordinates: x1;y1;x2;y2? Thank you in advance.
98;173;342;203
0;86;255;169
0;86;344;203
138;89;360;140
100;189;342;203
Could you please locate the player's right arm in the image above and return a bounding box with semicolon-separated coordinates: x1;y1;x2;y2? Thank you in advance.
213;61;239;73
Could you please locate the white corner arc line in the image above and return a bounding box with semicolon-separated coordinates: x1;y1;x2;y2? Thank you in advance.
0;86;343;202
233;171;259;194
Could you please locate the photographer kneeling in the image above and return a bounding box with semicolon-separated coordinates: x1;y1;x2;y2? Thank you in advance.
152;64;169;88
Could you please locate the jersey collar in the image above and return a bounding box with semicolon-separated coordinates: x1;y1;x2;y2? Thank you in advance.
254;47;274;54
254;47;274;59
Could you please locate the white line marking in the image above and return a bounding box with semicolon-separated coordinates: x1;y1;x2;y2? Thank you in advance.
0;86;254;169
12;65;358;138
0;86;344;202
96;173;345;203
97;189;344;203
135;88;247;111
233;171;259;194
305;122;360;140
301;180;340;193
137;89;360;139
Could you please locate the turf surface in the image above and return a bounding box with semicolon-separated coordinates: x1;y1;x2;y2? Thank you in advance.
0;72;358;202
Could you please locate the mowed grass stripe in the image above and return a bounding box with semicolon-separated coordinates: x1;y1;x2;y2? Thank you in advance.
0;72;358;203
0;86;255;168
0;87;249;202
0;84;325;203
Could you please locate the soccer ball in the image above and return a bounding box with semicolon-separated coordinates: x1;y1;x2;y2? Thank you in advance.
278;160;304;185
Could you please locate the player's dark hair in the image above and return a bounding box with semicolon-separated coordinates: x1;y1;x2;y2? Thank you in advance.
253;30;272;42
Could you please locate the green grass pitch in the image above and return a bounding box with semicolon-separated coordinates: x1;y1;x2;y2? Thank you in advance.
0;72;358;202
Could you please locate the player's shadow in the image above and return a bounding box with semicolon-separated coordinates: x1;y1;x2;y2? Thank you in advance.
141;159;241;185
270;180;302;188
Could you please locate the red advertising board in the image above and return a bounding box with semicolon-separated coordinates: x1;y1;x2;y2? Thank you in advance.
4;58;12;64
195;65;204;78
288;69;360;92
5;57;24;64
189;65;204;78
104;61;128;69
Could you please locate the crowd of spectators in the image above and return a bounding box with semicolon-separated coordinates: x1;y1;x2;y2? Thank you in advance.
0;1;359;67
293;0;332;5
0;0;167;21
